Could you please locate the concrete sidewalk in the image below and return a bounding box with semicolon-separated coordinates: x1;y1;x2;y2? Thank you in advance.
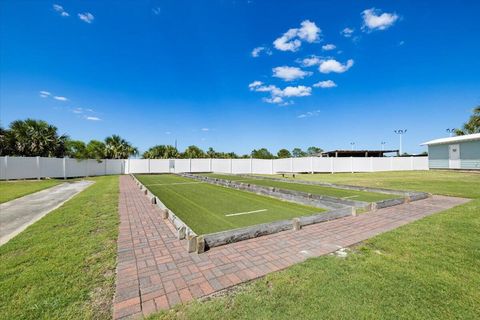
114;175;469;319
0;180;94;245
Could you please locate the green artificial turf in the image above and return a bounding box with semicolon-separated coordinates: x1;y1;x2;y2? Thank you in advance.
135;174;323;234
0;176;119;320
201;173;397;202
0;179;63;203
149;171;480;320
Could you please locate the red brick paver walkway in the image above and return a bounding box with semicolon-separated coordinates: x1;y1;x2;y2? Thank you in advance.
113;176;469;319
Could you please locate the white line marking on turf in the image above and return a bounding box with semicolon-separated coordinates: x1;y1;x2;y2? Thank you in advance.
342;195;359;199
225;209;268;217
145;182;205;186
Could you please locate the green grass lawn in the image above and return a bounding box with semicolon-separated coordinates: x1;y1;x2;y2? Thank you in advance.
274;170;480;198
136;174;323;234
0;179;63;203
150;171;480;320
201;173;398;202
0;176;119;320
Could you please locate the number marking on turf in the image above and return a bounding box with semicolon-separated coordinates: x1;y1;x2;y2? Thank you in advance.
225;209;268;217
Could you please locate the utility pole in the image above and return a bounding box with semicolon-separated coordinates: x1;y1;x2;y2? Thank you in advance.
394;129;407;155
381;141;386;151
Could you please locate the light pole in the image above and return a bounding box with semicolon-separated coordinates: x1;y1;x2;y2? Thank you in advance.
381;141;386;151
446;128;456;137
394;129;407;155
350;142;355;151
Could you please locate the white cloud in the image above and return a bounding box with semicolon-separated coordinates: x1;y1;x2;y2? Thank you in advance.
53;96;68;101
53;4;69;17
263;96;285;104
152;7;161;15
273;20;321;52
273;28;301;52
248;81;264;89
297;20;321;42
251;46;272;58
85;116;101;121
78;12;94;24
322;44;336;51
282;86;311;97
39;91;51;98
318;59;354;73
272;66;312;81
165;131;171;135
298;110;320;118
341;27;354;38
362;8;399;31
251;47;263;57
313;80;337;88
72;108;83;114
300;55;321;67
398;40;405;46
201;128;209;132
249;81;311;105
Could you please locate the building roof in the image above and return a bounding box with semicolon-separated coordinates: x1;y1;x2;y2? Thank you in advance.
320;150;399;157
420;133;480;146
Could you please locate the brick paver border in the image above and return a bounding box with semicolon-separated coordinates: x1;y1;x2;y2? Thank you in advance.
113;175;469;319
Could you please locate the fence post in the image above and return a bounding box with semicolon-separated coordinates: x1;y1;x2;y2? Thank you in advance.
210;158;213;172
104;159;107;176
86;159;89;177
370;157;374;172
36;156;41;180
271;159;274;174
310;157;314;174
63;157;67;179
351;156;354;173
5;156;8;181
148;158;151;173
250;157;253;174
330;157;334;174
290;158;294;173
189;158;192;173
230;158;233;174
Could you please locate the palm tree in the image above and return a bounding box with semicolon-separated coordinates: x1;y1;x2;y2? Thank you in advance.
142;145;178;159
3;119;68;157
164;145;179;158
104;135;138;159
182;145;206;158
0;126;11;156
456;106;480;135
206;147;217;158
86;140;106;160
143;145;167;159
277;149;292;158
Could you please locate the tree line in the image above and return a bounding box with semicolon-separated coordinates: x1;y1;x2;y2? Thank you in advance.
0;118;322;159
1;106;478;159
0;119;137;159
142;145;323;159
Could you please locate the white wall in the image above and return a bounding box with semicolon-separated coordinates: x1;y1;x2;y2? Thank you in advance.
0;156;429;180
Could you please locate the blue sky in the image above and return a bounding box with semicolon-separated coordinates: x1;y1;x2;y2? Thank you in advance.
1;0;479;155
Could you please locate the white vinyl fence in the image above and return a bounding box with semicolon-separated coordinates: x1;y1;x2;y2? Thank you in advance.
0;156;125;180
0;156;429;180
